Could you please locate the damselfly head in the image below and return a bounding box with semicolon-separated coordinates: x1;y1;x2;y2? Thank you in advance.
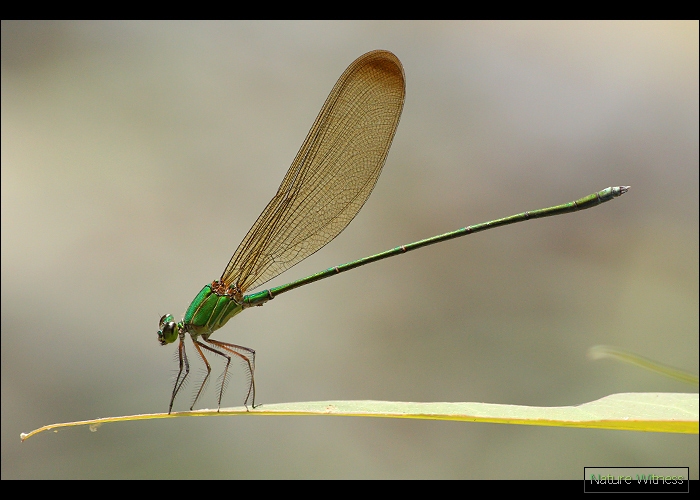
157;314;178;345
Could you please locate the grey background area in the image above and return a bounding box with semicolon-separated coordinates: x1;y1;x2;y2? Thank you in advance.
2;21;697;479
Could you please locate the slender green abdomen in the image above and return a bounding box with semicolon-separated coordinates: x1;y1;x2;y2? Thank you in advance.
183;284;243;338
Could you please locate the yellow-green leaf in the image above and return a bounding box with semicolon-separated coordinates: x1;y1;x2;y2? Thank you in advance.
20;392;697;441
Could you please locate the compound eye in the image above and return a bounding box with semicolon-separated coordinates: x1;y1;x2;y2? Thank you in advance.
157;316;178;345
159;314;174;330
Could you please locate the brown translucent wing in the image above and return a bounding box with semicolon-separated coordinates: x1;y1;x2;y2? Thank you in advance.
221;50;405;293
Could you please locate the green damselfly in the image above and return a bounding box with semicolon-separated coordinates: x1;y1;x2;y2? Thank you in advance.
158;50;628;413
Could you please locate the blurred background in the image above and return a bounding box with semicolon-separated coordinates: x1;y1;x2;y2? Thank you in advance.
2;21;697;479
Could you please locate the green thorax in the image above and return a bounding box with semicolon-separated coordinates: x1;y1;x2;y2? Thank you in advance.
183;282;244;339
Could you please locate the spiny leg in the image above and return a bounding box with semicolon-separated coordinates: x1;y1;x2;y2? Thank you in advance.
169;336;190;414
190;339;231;410
190;340;216;411
205;339;256;410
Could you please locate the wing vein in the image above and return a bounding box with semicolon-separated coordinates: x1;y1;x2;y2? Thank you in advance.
220;51;405;293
